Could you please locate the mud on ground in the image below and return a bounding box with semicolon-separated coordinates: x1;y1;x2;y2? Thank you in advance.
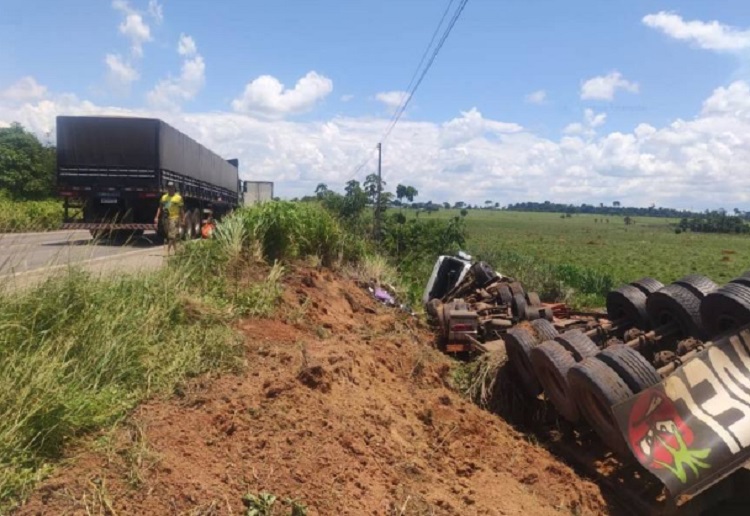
17;266;614;515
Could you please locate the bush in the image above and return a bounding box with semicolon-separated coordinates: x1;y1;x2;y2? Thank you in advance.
234;201;363;266
0;196;63;232
379;215;467;306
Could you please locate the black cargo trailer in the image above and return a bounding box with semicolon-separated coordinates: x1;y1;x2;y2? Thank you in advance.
57;115;242;238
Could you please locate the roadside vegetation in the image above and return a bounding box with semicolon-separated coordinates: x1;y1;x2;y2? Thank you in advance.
0;123;61;232
0;194;63;232
0;197;467;508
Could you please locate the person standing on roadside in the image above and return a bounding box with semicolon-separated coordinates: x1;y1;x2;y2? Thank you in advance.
154;181;185;256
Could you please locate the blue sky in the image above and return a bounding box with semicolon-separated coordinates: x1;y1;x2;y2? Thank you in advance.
2;1;750;209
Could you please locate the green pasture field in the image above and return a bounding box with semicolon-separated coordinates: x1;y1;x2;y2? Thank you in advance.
407;209;750;300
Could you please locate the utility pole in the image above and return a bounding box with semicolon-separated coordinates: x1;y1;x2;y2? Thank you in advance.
375;142;382;239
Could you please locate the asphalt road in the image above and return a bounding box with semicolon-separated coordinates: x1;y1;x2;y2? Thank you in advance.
0;230;165;290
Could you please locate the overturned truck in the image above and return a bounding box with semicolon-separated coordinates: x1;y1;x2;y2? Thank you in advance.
425;253;750;514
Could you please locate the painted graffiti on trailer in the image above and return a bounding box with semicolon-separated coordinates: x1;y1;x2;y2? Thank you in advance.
613;327;750;498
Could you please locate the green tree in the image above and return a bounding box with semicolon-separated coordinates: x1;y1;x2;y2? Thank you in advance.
364;173;385;204
315;183;329;198
396;184;418;203
0;123;56;199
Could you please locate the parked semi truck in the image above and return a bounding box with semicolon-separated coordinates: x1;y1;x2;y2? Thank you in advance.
243;181;274;206
56;115;252;238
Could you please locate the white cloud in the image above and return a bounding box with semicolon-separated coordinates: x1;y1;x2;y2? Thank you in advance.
0;77;47;103
580;72;639;101
148;0;164;23
105;54;139;90
177;34;197;57
6;78;750;210
147;36;205;110
112;0;152;58
375;90;409;112
105;0;156;92
524;90;546;104
643;11;750;52
564;109;606;137
340;94;354;102
231;71;333;118
701;81;750;116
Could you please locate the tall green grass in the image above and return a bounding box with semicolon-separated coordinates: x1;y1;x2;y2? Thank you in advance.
0;266;248;507
474;247;616;307
0;201;362;508
0;196;63;232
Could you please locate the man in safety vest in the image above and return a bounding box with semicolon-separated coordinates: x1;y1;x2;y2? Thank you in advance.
154;181;185;256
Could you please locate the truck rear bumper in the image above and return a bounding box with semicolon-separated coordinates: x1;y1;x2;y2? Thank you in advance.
61;223;157;231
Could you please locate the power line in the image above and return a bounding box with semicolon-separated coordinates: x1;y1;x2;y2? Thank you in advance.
383;0;457;130
381;0;470;143
343;0;469;179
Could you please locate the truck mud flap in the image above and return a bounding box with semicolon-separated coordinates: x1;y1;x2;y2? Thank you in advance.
612;325;750;502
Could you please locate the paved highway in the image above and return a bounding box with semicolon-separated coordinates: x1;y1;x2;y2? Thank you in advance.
0;230;165;290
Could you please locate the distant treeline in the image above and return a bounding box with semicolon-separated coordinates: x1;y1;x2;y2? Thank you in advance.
504;201;694;218
677;213;750;234
505;201;750;235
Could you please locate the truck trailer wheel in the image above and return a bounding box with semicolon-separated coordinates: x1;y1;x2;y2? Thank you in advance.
629;277;664;297
568;358;633;457
674;274;718;299
700;282;750;337
505;328;542;397
554;330;600;361
531;319;559;341
646;283;707;339
511;293;528;320
531;341;580;422
606;285;650;330
497;285;513;305
190;209;202;239
595;345;661;394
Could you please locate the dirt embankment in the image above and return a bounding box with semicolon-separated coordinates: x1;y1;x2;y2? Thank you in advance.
17;267;613;515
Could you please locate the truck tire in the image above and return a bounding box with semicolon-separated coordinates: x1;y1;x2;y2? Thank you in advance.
526;291;541;306
511;293;528;320
531;341;580;422
730;274;750;290
190;209;201;239
629;277;664;297
505;328;542;396
525;307;542;321
531;319;558;342
498;285;513;305
674;274;718;299
185;214;196;240
554;330;600;361
646;283;706;339
701;283;750;337
509;281;525;297
568;358;633;457
596;346;661;394
606;285;650;330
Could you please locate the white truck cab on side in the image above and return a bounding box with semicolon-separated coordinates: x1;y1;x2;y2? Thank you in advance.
422;251;474;306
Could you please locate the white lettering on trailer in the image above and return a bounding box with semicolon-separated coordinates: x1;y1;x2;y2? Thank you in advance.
705;346;750;447
667;364;742;454
708;342;750;403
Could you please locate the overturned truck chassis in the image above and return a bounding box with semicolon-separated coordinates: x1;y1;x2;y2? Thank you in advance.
425;256;750;514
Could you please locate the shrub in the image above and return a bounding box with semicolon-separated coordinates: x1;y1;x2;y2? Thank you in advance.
0;196;63;232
